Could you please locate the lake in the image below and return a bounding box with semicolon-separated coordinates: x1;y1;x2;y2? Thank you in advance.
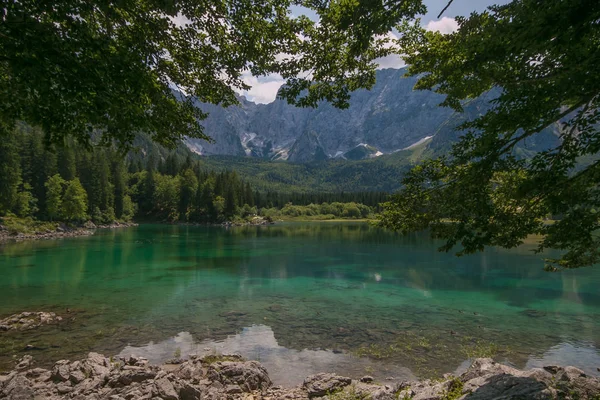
0;222;599;386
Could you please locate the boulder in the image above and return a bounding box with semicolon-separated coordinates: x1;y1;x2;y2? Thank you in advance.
302;373;352;397
0;374;35;400
50;360;71;382
206;360;271;392
180;383;205;400
153;376;178;399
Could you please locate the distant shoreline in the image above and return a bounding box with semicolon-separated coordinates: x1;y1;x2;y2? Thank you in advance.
276;217;374;223
0;221;138;243
0;218;375;244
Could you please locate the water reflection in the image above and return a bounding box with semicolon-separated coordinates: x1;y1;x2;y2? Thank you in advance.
0;223;599;379
119;325;416;386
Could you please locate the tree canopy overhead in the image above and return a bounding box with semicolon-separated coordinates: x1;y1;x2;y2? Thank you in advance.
0;0;423;148
379;0;600;269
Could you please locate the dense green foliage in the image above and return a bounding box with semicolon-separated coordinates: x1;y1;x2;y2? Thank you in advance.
0;126;380;226
0;124;131;223
262;202;374;220
197;146;426;193
380;0;600;269
0;0;425;148
62;179;89;222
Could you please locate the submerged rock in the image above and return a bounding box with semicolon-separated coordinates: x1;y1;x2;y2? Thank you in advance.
0;353;598;400
0;311;62;332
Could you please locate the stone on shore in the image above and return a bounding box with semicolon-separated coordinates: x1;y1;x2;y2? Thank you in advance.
0;353;599;400
302;373;351;397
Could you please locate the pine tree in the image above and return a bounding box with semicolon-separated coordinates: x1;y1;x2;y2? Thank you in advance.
112;158;127;219
136;170;156;215
0;128;22;215
57;142;76;180
224;186;237;218
86;149;114;221
178;169;198;221
244;182;254;207
17;129;58;218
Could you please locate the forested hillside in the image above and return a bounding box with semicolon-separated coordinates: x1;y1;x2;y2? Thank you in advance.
197;144;429;193
0;125;383;229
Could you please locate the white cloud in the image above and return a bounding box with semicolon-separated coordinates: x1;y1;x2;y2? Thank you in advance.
376;54;406;69
374;31;405;69
238;72;285;104
169;13;192;26
425;17;459;34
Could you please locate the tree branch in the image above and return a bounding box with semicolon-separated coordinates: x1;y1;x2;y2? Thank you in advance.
437;0;455;19
497;99;592;156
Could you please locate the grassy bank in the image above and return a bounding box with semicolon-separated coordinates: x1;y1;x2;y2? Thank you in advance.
0;216;59;235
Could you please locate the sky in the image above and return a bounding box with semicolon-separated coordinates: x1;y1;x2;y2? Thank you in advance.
242;0;510;104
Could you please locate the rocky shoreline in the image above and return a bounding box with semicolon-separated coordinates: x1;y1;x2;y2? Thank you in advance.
1;351;598;399
221;216;275;227
0;221;138;242
175;216;275;228
0;217;274;243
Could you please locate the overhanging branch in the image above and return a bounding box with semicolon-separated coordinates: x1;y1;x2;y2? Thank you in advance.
437;0;455;18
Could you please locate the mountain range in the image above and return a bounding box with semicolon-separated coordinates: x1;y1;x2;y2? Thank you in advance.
175;67;564;193
186;67;560;164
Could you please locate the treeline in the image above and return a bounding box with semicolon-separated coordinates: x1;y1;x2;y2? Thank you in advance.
0;125;257;224
0;124;135;223
0;126;386;225
262;202;374;220
252;191;389;210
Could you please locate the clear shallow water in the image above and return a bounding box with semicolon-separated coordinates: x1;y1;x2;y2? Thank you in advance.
0;223;599;385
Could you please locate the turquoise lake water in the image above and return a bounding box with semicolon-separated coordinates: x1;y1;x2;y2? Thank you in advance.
0;223;599;385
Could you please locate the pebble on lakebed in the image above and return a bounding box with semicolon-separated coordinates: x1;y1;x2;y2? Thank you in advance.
1;352;599;399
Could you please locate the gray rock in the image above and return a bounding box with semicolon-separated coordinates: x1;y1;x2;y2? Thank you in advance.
206;360;271;392
50;360;71;382
25;367;49;380
0;311;62;331
16;355;33;371
302;373;352;397
2;352;598;400
180;383;204;400
226;384;243;394
154;376;178;400
57;382;74;394
1;375;35;399
69;369;86;384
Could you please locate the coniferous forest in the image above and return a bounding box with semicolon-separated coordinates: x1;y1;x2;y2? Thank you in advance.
0;124;385;229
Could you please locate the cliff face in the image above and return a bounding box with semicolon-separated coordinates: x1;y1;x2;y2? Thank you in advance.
287;131;328;163
186;68;560;163
185;68;458;162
